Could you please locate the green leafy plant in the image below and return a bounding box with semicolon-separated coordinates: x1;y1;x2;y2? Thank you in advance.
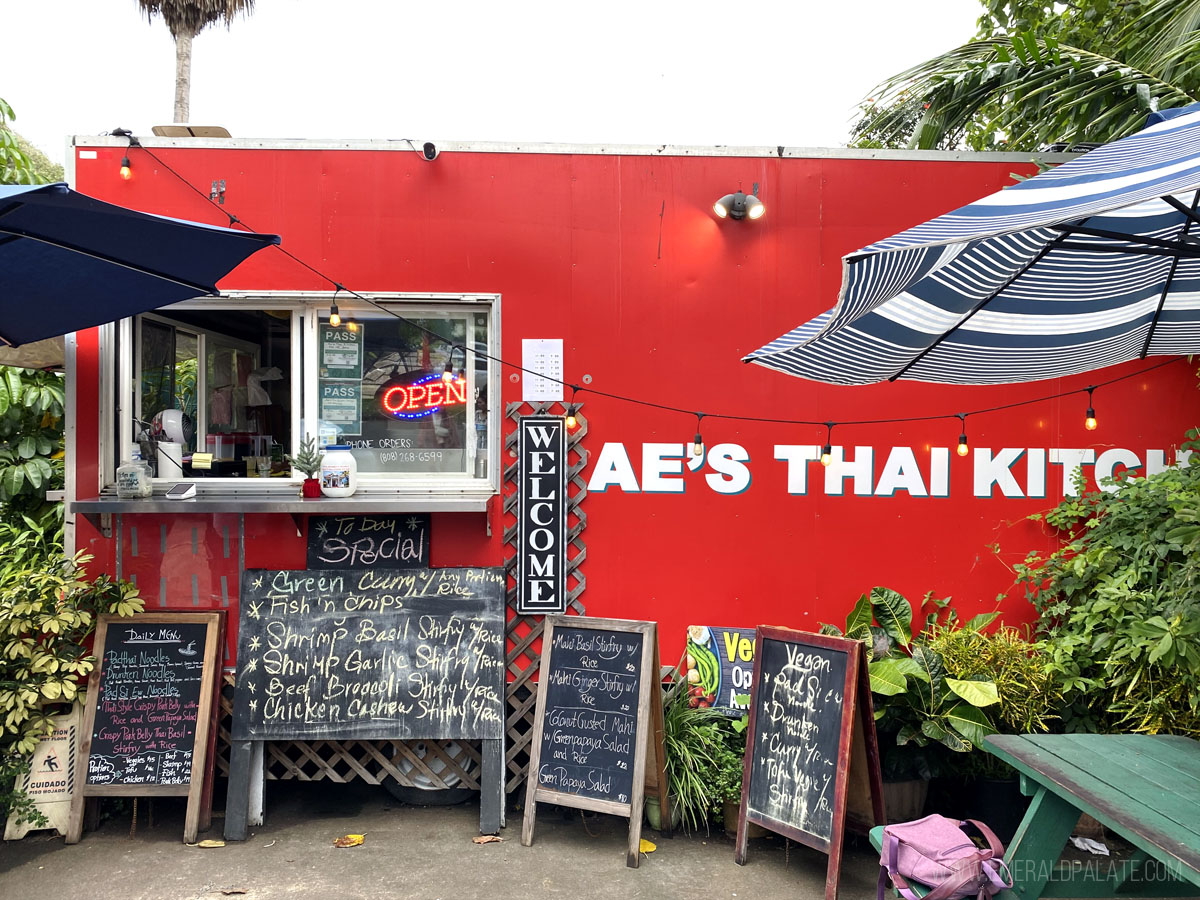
821;587;1001;780
0;552;143;824
662;667;746;833
1016;435;1200;737
0;367;65;508
287;434;324;479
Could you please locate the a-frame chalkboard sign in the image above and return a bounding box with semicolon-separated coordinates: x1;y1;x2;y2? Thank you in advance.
734;627;884;900
67;612;222;845
521;616;669;868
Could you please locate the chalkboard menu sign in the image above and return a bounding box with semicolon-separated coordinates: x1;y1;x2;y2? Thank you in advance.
85;619;209;786
232;567;505;742
521;616;668;869
68;612;222;845
734;627;883;900
535;626;643;804
306;513;430;570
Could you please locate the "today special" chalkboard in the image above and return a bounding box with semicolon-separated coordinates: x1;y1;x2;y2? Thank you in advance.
306;513;430;570
232;567;505;742
68;612;223;845
734;627;883;900
521;616;668;868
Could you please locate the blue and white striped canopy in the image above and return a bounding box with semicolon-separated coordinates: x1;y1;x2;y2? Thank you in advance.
746;103;1200;384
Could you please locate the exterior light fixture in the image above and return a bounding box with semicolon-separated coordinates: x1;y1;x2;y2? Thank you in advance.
120;156;132;180
329;303;341;327
820;421;834;466
1084;386;1098;431
713;182;765;221
956;413;969;457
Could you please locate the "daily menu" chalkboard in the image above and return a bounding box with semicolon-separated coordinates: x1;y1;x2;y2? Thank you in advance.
68;612;222;845
734;627;883;900
85;619;209;786
232;567;505;742
521;616;668;869
305;513;430;570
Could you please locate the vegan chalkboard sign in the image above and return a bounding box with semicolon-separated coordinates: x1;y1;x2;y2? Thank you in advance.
225;567;506;840
734;627;883;900
66;612;222;845
306;513;430;570
521;616;669;868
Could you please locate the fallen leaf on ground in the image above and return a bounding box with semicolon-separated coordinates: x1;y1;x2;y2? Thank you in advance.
197;839;226;848
220;890;247;896
639;839;657;853
333;833;365;848
472;835;504;844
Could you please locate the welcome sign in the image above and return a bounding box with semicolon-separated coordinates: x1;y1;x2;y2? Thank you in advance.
517;416;568;614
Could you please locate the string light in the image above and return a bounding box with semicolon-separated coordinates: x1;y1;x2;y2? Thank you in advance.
120;156;132;181
693;413;705;457
129;141;1187;447
1085;386;1098;431
565;385;579;429
442;354;455;384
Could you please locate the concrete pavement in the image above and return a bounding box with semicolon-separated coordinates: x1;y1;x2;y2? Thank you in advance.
0;782;883;900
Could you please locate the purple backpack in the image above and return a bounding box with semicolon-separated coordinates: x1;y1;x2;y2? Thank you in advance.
878;814;1013;900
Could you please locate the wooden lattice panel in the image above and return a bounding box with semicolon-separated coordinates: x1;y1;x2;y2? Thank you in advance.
213;402;587;794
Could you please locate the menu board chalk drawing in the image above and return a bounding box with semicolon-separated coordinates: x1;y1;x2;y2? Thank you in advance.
68;612;221;846
521;616;668;869
734;627;883;900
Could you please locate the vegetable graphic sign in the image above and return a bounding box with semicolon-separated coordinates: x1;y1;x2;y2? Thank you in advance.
684;625;755;715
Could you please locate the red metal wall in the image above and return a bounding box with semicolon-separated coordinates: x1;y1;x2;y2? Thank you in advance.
70;143;1199;663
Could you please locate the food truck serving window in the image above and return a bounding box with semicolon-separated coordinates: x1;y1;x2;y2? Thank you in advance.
115;294;500;493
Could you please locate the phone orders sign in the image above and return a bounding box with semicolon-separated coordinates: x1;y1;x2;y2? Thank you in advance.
517;416;568;614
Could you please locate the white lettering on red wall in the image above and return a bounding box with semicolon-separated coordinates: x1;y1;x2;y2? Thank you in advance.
585;443;1192;498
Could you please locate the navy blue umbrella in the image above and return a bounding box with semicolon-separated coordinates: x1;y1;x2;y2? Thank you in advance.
0;183;279;347
744;103;1200;384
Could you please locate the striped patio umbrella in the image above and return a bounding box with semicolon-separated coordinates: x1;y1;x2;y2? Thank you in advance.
745;103;1200;385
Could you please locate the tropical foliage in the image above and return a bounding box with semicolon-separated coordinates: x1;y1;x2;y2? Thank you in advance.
0;367;65;510
821;587;1002;780
0;96;46;186
1017;431;1200;738
852;0;1200;150
137;0;257;122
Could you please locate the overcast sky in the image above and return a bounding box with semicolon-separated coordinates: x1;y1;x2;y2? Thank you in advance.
3;0;980;167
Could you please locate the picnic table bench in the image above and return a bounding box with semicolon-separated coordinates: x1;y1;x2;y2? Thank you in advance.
872;734;1200;900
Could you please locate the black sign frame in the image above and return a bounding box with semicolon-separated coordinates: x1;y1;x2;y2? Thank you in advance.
734;627;883;900
520;615;669;868
516;415;568;614
66;612;222;845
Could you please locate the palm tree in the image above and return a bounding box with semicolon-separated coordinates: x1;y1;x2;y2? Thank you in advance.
852;0;1200;151
137;1;256;123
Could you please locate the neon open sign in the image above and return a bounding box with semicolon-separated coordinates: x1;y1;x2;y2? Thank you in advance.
380;373;468;419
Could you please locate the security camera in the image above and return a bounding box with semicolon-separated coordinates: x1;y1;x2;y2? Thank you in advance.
421;142;439;161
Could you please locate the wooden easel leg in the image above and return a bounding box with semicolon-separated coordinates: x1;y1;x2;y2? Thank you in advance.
223;739;253;841
480;738;502;835
247;741;265;827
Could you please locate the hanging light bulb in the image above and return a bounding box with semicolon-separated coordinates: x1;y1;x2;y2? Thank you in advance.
1085;386;1098;431
329;303;341;327
692;413;705;457
565;405;577;429
820;422;834;466
119;156;132;180
956;414;969;457
442;359;455;383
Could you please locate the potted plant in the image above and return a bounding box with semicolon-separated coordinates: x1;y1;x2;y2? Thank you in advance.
287;435;324;498
653;668;730;833
821;587;1003;822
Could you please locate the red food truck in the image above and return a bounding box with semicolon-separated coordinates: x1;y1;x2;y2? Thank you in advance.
61;135;1198;802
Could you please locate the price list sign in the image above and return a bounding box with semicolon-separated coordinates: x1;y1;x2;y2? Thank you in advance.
521;616;668;869
68;613;222;845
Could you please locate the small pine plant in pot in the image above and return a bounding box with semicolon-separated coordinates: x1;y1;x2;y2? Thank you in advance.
288;436;324;498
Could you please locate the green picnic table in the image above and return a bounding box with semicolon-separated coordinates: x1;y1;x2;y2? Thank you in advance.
872;734;1200;900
